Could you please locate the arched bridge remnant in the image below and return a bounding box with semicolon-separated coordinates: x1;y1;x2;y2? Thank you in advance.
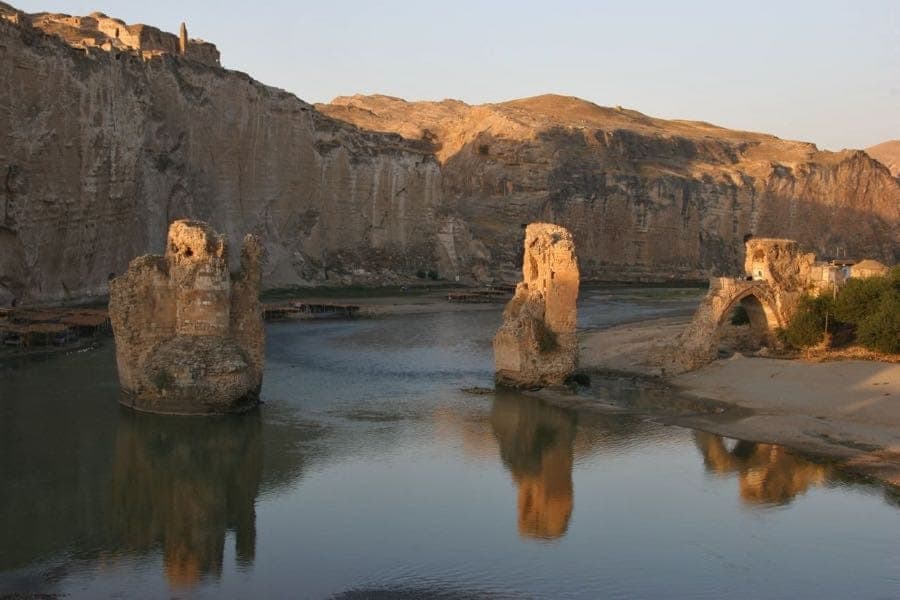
669;238;820;372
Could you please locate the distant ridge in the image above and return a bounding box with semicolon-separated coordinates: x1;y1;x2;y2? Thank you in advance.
867;140;900;177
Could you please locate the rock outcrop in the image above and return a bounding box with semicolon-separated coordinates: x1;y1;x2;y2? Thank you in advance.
109;220;264;415
493;223;579;388
1;3;897;305
867;140;900;178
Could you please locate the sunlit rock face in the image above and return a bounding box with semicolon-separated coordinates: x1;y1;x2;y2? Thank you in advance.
494;223;579;388
491;394;576;539
0;7;441;304
320;94;899;282
109;220;264;415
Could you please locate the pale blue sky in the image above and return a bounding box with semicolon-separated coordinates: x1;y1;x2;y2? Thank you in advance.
13;0;900;150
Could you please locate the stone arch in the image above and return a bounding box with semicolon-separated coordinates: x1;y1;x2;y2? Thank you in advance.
716;287;782;348
669;278;784;372
710;282;782;355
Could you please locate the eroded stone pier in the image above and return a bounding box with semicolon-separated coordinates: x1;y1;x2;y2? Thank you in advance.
493;223;579;388
109;220;264;415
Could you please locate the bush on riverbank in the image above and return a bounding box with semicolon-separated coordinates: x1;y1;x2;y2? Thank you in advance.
779;294;834;349
780;266;900;354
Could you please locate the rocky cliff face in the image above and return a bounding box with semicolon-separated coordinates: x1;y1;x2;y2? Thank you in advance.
320;95;899;282
0;6;441;304
2;4;897;304
867;140;900;178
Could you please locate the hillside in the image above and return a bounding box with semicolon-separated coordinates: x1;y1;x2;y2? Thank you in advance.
319;94;899;281
867;140;900;177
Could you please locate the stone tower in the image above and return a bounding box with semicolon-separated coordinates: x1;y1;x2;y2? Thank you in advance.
178;22;187;56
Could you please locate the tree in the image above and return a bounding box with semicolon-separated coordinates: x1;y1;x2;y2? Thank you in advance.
855;291;900;354
780;294;833;349
833;276;890;324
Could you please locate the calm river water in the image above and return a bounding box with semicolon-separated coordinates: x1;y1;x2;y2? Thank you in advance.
1;287;899;599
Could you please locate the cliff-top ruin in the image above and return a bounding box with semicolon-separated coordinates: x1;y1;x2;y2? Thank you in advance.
0;2;219;65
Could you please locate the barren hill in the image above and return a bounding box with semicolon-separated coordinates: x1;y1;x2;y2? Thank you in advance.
867;141;900;177
319;94;899;281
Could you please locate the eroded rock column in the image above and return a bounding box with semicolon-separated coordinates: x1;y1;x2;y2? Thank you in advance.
493;223;579;388
109;220;264;415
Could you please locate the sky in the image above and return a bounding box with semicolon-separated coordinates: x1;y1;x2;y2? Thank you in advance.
12;0;900;150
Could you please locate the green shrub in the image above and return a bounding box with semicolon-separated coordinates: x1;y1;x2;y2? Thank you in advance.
833;276;891;324
534;319;558;353
855;291;900;354
781;294;833;349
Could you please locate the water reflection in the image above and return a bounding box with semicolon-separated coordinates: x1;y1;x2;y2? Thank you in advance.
694;431;831;505
0;341;309;595
490;393;576;540
110;412;263;588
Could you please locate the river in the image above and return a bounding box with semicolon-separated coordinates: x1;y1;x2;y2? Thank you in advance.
1;287;898;599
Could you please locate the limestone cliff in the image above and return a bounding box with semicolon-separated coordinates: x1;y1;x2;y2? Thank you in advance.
1;3;897;304
0;6;441;304
320;94;899;281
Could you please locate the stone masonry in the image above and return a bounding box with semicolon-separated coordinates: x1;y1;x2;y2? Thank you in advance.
493;223;579;388
109;220;264;415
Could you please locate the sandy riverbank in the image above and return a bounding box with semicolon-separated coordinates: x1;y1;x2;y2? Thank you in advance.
578;317;900;487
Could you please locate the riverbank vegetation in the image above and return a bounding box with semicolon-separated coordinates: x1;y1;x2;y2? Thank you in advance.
779;266;900;354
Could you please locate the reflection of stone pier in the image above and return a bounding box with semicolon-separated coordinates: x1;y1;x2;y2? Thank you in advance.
490;393;576;539
693;432;830;505
110;412;263;587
